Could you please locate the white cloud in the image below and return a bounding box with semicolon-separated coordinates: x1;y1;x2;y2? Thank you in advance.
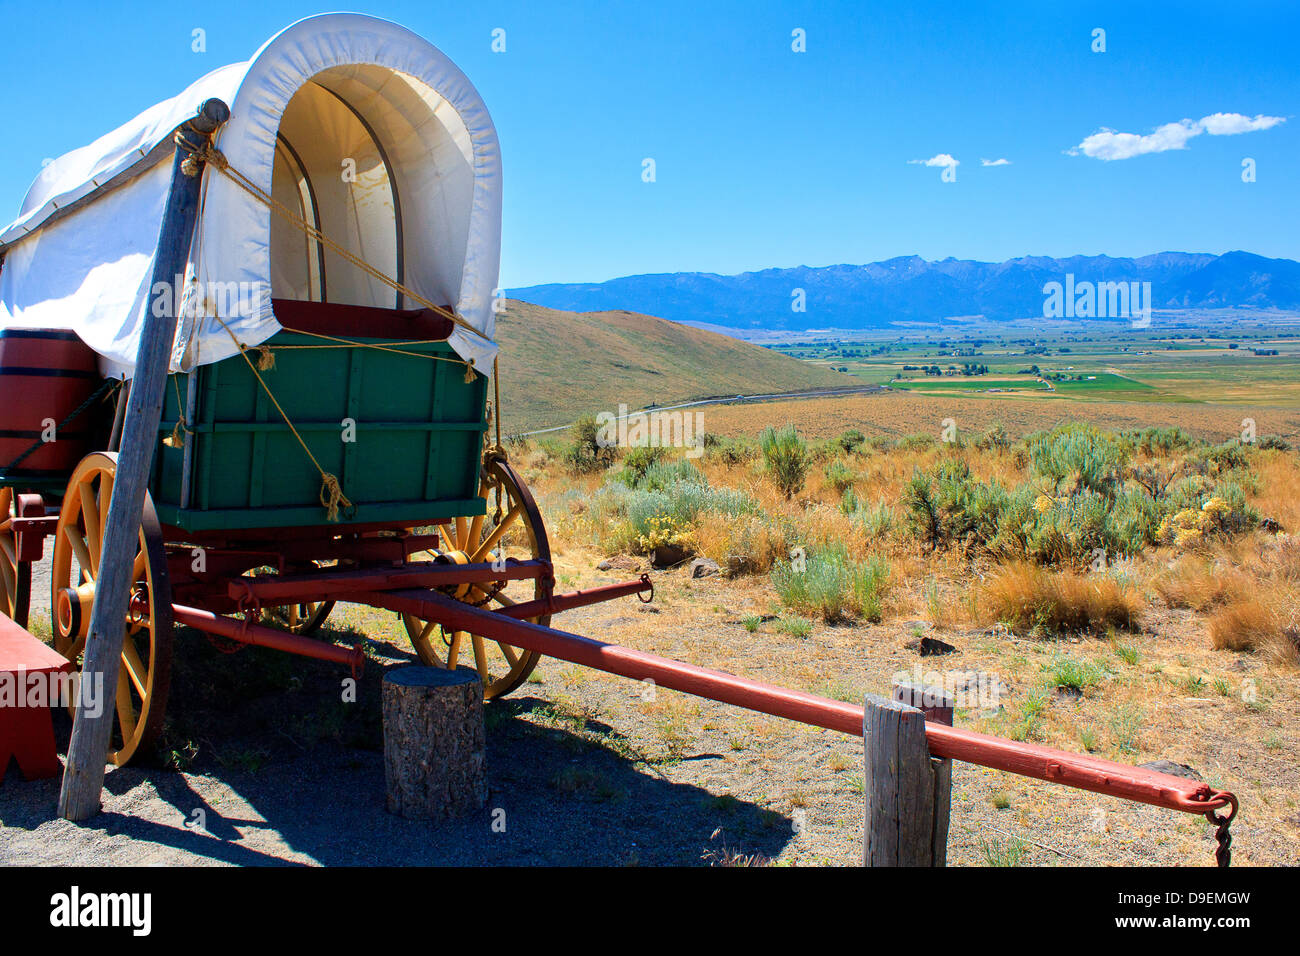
908;153;959;168
1071;112;1285;161
1073;119;1202;160
980;158;1011;166
1200;112;1285;135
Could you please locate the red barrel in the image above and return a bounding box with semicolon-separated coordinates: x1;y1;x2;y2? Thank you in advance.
0;329;104;478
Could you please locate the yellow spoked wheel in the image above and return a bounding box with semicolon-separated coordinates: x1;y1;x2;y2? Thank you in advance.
403;456;551;699
51;452;173;767
262;561;338;635
0;487;31;625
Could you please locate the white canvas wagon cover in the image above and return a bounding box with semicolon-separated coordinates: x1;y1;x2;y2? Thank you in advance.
0;13;501;377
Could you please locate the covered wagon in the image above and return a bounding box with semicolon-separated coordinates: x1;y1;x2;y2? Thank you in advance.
0;13;651;767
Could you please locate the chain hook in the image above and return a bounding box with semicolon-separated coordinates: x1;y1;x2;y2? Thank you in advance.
1204;791;1238;867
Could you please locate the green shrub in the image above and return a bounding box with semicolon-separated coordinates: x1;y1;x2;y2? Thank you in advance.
1205;440;1250;471
1127;425;1198;455
771;545;890;623
1029;423;1129;497
824;459;856;494
635;458;704;491
1046;656;1105;693
616;445;670;484
565;414;618;472
897;432;937;450
976;422;1010;451
760;424;810;499
902;460;1004;554
706;436;759;465
852;501;894;541
837;428;866;453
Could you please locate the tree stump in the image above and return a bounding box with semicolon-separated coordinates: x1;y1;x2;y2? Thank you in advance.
382;666;486;821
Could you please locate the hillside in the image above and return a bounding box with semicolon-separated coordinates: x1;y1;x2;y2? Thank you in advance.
492;299;847;434
509;251;1300;332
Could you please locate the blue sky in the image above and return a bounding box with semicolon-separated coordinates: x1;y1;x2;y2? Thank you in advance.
0;1;1295;287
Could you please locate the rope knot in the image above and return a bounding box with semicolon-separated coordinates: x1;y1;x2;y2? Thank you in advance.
319;472;352;522
249;344;276;371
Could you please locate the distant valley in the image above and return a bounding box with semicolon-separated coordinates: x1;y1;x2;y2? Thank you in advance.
509;251;1300;333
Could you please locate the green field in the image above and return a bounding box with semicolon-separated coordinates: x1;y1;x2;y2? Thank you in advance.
768;313;1300;408
892;377;1049;393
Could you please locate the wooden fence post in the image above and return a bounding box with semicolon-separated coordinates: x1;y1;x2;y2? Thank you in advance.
862;681;955;867
58;99;229;821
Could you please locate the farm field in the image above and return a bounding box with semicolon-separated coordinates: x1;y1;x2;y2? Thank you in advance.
699;390;1300;446
772;314;1300;407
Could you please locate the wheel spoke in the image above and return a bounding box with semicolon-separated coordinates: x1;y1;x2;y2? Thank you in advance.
63;524;95;582
98;472;114;548
446;630;464;668
78;482;101;577
115;667;137;742
472;506;521;562
470;634;490;685
0;545;14;597
496;641;519;666
121;636;149;699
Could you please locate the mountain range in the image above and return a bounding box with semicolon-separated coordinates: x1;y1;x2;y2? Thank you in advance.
509;251;1300;332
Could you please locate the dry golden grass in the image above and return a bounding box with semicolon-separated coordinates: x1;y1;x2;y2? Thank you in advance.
700;390;1300;444
1152;555;1250;611
693;512;788;575
978;561;1145;634
1208;600;1279;651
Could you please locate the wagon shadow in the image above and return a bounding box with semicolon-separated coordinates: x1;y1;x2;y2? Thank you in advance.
37;630;795;866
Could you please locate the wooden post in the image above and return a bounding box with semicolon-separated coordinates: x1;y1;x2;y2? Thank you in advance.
893;680;954;866
862;682;955;867
58;100;229;821
382;666;487;821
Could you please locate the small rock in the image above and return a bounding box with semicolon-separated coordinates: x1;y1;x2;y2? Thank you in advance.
1139;759;1202;781
636;603;660;614
919;636;957;656
690;557;720;578
597;559;613;571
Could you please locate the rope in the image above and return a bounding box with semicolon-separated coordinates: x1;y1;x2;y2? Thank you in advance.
172;131;486;354
271;327;476;381
210;314;352;521
162;374;193;449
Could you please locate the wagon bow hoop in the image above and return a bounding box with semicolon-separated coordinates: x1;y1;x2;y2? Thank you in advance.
171;130;489;346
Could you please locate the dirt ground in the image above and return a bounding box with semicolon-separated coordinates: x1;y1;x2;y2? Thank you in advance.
3;545;1294;867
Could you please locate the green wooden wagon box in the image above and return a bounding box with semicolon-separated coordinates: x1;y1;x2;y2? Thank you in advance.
151;327;489;533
